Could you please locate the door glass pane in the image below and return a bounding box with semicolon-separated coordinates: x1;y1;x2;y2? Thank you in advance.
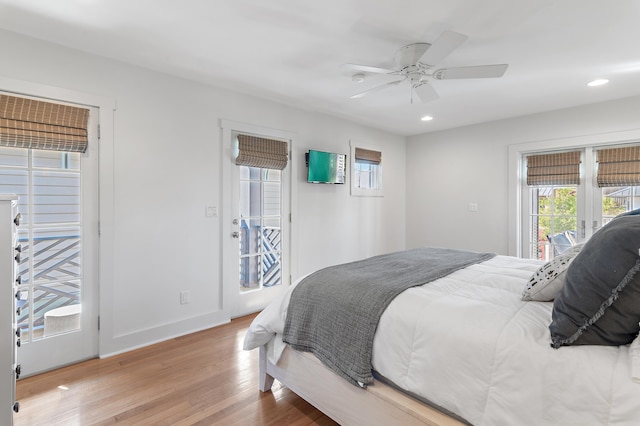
0;169;29;223
0;149;83;341
264;169;281;182
238;165;282;292
33;227;81;283
263;182;280;215
0;146;28;167
246;218;261;255
602;186;639;226
249;182;261;215
263;253;281;287
34;282;80;337
263;217;281;251
33;151;80;170
529;186;577;260
239;181;250;217
249;167;261;180
239;166;250;180
239;177;262;217
239;255;260;291
32;171;80;224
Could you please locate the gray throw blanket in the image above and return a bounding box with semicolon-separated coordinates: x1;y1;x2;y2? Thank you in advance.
282;247;495;387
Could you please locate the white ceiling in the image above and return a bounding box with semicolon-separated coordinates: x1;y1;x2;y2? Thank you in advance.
1;0;639;136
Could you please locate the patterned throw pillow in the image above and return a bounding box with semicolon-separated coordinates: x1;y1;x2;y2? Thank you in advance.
522;244;584;302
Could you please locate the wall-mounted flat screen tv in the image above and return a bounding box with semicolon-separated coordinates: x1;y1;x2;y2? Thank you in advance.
306;149;346;184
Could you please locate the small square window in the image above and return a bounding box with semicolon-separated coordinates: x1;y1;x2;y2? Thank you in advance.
354;161;381;190
350;143;383;197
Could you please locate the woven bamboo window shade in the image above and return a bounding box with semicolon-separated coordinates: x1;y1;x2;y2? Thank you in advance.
235;134;288;170
354;147;382;164
0;94;90;153
526;151;581;186
596;145;640;187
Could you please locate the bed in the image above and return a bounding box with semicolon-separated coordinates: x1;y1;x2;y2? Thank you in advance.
244;214;640;425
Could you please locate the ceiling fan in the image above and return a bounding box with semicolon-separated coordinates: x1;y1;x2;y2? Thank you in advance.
345;30;508;103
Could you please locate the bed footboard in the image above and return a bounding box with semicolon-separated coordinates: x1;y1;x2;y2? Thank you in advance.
258;344;464;426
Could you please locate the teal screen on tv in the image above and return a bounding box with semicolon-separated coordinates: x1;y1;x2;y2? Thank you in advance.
307;150;345;184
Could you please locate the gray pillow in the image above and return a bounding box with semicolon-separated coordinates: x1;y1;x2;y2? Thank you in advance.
522;244;583;302
549;215;640;348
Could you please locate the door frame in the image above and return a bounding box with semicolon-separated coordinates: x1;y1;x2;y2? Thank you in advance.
220;119;298;318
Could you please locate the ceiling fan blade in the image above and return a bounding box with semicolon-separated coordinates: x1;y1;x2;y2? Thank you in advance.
343;63;397;75
432;64;508;80
350;80;404;99
419;30;468;66
412;83;439;103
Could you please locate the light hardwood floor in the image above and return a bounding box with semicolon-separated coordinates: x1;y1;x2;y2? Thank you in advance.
15;314;338;425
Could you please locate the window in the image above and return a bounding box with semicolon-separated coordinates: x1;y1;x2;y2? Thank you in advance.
351;143;383;196
520;144;640;260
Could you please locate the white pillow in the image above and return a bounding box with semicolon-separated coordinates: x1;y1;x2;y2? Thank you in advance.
521;244;583;302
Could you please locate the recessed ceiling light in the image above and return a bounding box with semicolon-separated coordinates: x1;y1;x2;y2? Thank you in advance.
587;79;609;87
421;115;434;121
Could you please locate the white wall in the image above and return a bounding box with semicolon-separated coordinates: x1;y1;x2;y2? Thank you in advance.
0;29;406;356
406;95;640;255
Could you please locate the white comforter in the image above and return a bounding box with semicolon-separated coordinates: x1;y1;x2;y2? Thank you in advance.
244;255;640;425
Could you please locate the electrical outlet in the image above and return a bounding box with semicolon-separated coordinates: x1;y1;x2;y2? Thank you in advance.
180;290;190;305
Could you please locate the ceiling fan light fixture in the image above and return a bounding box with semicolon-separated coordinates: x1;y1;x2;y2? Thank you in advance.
587;78;609;87
421;115;434;122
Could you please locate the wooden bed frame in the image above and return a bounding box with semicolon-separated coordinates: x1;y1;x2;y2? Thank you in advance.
259;345;464;426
